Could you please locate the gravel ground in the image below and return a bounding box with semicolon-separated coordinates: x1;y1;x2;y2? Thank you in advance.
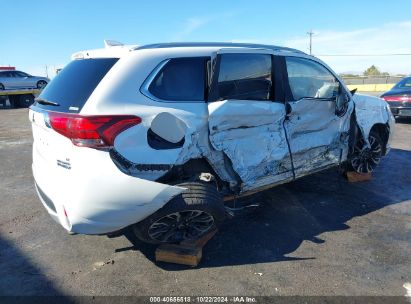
0;108;410;298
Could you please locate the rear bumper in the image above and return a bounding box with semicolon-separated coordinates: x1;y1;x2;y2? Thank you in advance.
32;146;185;235
389;106;411;117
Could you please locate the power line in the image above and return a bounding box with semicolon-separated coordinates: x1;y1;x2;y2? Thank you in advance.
307;30;314;55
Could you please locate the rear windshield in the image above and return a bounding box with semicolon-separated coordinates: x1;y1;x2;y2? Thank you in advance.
34;58;118;112
394;77;411;89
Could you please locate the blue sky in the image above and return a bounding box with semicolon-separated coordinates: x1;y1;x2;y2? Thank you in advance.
2;0;411;77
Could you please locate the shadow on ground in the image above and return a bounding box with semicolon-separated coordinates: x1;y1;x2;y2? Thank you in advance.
0;235;71;300
120;148;411;270
395;117;411;124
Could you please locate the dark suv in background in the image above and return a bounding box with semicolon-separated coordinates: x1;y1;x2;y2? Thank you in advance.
381;76;411;118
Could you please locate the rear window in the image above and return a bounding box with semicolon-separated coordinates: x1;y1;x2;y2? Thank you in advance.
34;58;118;112
148;57;207;102
394;77;411;89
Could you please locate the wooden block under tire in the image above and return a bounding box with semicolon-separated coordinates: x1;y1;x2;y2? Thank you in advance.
155;244;202;267
155;228;218;267
346;171;372;182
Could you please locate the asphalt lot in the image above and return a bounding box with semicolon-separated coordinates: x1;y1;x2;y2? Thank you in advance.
0;107;410;297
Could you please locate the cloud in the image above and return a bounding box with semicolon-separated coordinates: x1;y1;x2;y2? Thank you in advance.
172;17;211;40
172;11;238;41
283;21;411;74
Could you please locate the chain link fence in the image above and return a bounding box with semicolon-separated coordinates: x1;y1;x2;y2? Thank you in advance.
341;76;404;85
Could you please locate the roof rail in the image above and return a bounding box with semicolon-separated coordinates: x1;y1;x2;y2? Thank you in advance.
133;42;305;54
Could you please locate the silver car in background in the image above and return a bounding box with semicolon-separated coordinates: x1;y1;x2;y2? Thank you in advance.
0;70;49;90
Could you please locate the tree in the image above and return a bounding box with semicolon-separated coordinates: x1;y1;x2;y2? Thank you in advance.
363;65;389;76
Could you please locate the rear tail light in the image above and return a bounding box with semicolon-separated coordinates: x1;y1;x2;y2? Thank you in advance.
48;112;141;148
382;95;411;102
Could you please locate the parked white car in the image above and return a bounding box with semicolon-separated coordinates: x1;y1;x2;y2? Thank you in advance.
29;42;395;244
0;70;49;90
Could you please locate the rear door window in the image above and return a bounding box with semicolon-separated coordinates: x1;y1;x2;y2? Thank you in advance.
34;58;118;112
15;71;30;77
216;53;272;101
148;57;207;102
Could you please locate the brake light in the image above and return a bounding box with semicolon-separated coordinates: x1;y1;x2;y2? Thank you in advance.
382;95;411;102
48;112;141;148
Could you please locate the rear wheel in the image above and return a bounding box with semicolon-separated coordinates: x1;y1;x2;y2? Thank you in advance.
17;94;35;108
350;130;383;173
133;182;225;244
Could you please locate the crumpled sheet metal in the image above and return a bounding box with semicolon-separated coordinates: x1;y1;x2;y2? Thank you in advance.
116;94;394;193
285;99;354;178
208;100;290;189
353;94;395;149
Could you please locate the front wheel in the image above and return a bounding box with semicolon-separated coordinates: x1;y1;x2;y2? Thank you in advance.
36;80;47;89
133;182;225;244
349;130;383;173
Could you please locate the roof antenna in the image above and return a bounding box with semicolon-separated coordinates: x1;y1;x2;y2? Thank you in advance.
104;40;124;48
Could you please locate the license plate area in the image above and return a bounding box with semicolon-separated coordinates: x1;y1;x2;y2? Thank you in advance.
399;109;411;116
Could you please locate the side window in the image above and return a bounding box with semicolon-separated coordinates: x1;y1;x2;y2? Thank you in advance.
285;57;338;100
148;57;206;101
15;71;29;77
217;53;272;101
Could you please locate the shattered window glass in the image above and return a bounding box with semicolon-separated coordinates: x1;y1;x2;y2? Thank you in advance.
286;57;338;100
217;53;272;101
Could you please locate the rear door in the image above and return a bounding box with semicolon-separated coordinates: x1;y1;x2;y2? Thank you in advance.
284;56;352;178
207;49;292;192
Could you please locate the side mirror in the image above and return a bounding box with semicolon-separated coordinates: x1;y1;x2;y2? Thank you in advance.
335;86;350;117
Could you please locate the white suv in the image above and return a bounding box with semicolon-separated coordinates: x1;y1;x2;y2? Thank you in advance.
29;42;395;244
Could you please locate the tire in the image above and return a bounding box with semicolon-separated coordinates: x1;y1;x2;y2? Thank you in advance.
36;80;47;89
0;83;4;90
349;130;383;173
133;182;225;244
17;94;35;108
9;95;19;109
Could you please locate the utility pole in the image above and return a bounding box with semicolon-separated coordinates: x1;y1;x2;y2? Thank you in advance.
307;30;314;55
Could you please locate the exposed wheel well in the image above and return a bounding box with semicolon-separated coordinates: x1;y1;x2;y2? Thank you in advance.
157;158;226;189
370;123;390;155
